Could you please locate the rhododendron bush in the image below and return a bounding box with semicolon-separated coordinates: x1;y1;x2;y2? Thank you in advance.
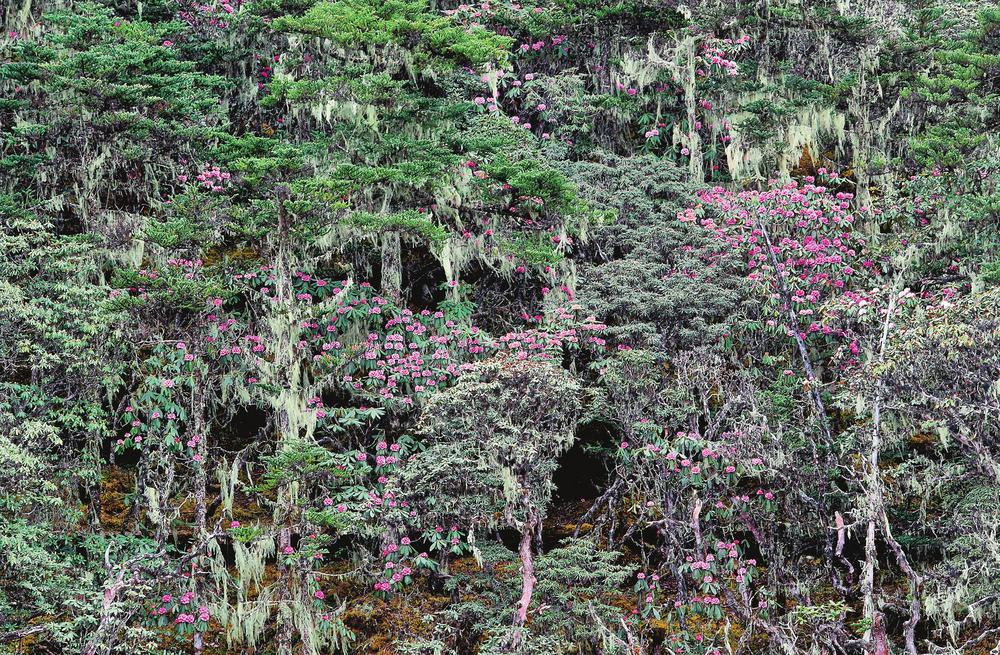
2;0;999;654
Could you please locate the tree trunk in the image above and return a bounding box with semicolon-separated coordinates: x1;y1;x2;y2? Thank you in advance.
515;522;536;627
273;187;299;655
192;367;208;536
380;231;402;304
872;612;889;655
276;526;295;655
861;509;877;642
510;508;539;651
130;453;149;534
682;36;704;184
191;366;208;655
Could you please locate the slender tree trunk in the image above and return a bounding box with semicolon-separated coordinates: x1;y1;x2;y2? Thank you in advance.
862;296;893;643
130;453;149;534
89;478;103;531
514;518;536;627
191;366;208;655
276;526;295;655
193;371;208;536
88;432;104;531
882;513;922;655
861;507;877;642
508;509;539;650
682;36;704;184
154;460;175;545
380;230;402;304
872;612;889;655
272;187;299;655
691;496;704;553
863;294;920;653
83;574;129;655
757;217;834;445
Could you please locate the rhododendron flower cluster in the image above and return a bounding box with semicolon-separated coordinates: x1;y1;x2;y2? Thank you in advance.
177;0;242;32
699;35;751;78
679;176;875;343
193;164;232;192
149;591;211;635
287;278;606;407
